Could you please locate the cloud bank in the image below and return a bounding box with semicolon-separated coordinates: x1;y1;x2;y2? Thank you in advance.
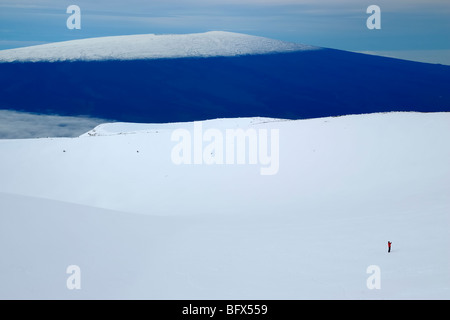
0;110;109;139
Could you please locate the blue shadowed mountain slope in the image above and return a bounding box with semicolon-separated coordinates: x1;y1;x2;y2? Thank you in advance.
0;48;449;123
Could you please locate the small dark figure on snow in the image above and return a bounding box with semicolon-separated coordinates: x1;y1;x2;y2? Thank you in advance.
388;241;392;253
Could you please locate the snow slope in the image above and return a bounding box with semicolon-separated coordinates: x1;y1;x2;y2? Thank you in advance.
0;31;317;62
0;112;449;299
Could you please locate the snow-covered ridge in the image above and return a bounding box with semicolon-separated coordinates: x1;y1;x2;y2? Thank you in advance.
0;31;318;62
81;117;287;137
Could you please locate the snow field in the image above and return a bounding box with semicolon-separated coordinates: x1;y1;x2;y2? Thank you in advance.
0;31;317;62
0;112;449;299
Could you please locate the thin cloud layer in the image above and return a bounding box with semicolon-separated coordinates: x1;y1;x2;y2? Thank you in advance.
0;110;109;139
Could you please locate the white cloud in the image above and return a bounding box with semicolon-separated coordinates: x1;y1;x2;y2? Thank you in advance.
0;110;109;139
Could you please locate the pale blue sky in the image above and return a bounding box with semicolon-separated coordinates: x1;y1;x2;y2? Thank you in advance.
0;0;449;64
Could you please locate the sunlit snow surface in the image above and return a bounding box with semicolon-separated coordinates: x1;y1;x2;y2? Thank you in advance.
0;113;449;299
0;31;317;62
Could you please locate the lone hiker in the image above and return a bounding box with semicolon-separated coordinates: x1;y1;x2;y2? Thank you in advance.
388;241;392;253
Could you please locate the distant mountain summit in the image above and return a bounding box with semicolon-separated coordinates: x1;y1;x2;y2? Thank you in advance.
0;32;449;123
0;31;318;62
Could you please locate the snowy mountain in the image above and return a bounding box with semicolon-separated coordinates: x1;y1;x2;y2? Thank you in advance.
0;31;449;299
0;31;316;62
0;32;449;125
0;112;449;299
